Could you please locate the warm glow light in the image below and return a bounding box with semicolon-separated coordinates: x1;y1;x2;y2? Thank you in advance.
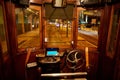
85;47;89;67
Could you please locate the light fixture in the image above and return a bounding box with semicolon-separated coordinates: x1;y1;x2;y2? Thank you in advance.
52;0;67;8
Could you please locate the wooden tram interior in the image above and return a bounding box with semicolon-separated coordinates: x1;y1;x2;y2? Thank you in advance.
0;0;120;80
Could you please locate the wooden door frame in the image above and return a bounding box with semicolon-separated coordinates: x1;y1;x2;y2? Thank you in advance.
106;3;120;59
112;3;120;80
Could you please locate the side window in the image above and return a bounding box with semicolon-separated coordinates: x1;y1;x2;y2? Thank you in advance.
0;5;8;55
15;5;40;49
77;8;101;47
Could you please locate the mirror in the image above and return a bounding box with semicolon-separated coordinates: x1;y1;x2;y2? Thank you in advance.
53;0;67;8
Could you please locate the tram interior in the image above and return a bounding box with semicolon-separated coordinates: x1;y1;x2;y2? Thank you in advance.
0;0;120;80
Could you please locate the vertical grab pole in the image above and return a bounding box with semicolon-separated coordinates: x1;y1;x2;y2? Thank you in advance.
85;47;89;68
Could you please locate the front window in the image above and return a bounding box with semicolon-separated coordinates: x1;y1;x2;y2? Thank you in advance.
45;19;72;48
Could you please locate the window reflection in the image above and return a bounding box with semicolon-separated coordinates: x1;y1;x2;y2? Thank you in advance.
15;6;40;49
0;5;8;54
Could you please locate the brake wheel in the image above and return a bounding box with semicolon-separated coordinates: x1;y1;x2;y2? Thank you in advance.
66;50;85;70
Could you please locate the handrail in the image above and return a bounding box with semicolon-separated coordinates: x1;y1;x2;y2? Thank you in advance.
41;72;87;77
57;78;87;80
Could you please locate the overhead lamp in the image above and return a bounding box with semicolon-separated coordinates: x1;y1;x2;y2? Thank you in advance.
52;0;67;8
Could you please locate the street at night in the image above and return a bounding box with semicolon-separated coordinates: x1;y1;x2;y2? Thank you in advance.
17;24;98;49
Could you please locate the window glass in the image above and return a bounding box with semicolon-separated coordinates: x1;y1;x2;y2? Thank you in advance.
45;19;72;48
15;6;40;49
0;5;8;55
77;8;100;47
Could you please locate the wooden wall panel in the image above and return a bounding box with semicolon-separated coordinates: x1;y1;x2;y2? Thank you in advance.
97;5;114;80
114;27;120;80
97;3;120;80
4;1;18;80
114;28;120;80
113;4;120;79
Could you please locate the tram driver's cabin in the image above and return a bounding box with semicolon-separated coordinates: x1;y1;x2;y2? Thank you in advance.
0;0;120;80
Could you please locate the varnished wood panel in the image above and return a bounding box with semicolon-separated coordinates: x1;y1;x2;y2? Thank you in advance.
4;1;18;80
114;30;120;80
97;5;114;80
113;4;120;80
97;3;120;80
